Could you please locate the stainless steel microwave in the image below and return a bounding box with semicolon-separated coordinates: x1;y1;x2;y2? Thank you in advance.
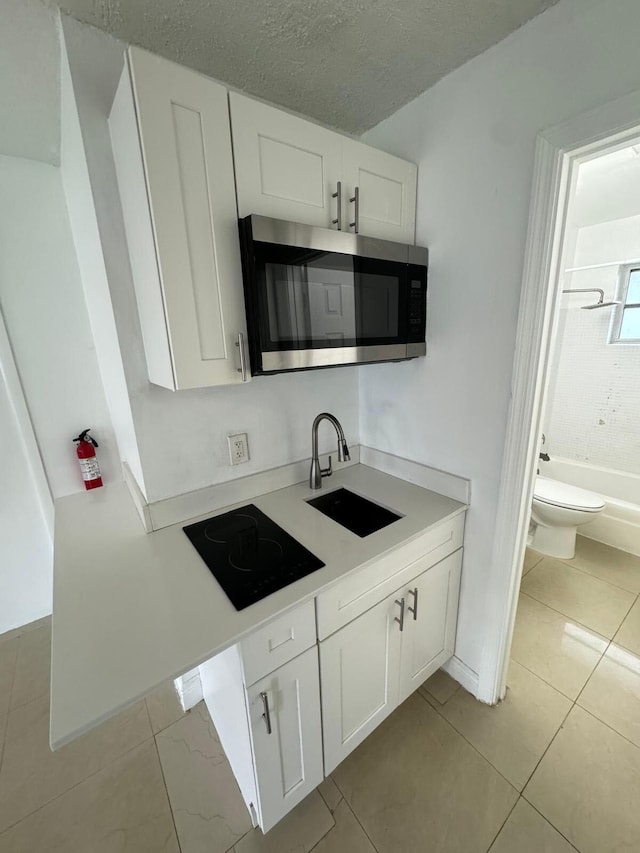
238;215;428;375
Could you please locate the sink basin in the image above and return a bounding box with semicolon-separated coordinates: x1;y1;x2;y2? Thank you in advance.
307;488;401;538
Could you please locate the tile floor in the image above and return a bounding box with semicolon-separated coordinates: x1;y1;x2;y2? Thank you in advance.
1;535;639;851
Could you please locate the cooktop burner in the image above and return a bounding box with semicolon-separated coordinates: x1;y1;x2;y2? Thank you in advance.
183;504;325;610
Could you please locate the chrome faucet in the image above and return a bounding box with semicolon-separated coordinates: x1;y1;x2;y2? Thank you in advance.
309;413;350;489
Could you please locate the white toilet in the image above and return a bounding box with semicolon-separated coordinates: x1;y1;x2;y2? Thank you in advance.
530;477;606;559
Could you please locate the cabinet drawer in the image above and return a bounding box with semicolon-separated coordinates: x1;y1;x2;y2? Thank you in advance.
316;513;464;639
240;600;316;685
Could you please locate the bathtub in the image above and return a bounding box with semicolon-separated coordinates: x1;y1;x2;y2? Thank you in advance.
541;458;640;556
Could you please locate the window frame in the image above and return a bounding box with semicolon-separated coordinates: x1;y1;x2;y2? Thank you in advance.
609;263;640;344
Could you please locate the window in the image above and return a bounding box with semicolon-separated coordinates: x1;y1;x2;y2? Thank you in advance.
611;265;640;344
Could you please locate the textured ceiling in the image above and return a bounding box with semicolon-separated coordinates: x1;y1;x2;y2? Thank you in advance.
51;0;559;134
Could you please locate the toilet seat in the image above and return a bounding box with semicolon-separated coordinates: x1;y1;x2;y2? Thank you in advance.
534;477;605;513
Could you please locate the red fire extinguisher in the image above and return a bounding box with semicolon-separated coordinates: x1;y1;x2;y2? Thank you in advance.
73;429;103;490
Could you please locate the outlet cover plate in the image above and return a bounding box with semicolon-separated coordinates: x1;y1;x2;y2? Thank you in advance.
228;433;249;465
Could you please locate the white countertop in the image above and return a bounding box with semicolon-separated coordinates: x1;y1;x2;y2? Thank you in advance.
51;464;464;749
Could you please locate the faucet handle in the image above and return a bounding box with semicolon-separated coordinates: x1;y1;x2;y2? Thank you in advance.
321;456;333;478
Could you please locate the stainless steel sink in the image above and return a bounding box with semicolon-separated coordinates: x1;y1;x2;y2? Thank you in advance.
307;488;401;538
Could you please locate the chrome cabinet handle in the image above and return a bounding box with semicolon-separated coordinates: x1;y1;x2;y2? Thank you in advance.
408;587;418;621
235;332;248;382
331;181;342;230
394;597;405;632
259;691;272;735
349;186;360;233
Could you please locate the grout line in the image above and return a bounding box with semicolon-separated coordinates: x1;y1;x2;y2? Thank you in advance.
327;776;381;853
521;799;580;851
561;557;640;594
509;655;601;703
574;703;640;753
152;723;183;853
413;689;520;792
484;794;521;852
517;589;620;641
0;734;157;836
518;695;574;795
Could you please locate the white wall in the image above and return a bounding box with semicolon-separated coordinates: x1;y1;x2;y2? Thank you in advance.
61;15;360;504
60;41;146;495
361;0;640;675
0;156;120;497
0;310;53;633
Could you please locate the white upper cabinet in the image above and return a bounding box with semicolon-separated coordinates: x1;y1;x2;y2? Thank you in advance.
342;140;417;243
110;47;250;390
230;93;343;228
230;93;417;243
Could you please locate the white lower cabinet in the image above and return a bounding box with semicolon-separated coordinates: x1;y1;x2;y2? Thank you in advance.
246;647;323;832
397;550;462;704
200;535;464;834
320;591;402;773
320;548;462;773
199;604;322;834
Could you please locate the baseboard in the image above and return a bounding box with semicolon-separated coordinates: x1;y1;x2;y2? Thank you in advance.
442;655;480;698
359;446;471;505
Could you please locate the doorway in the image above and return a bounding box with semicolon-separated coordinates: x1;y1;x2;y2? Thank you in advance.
478;90;640;705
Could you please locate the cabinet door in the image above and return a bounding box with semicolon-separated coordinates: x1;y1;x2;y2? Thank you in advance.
111;47;249;389
247;647;323;833
320;593;403;774
230;93;343;228
342;139;417;243
398;549;463;704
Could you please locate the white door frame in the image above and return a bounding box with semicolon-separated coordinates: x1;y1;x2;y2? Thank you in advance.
476;89;640;705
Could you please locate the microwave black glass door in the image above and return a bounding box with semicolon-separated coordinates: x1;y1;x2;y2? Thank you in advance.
256;245;407;351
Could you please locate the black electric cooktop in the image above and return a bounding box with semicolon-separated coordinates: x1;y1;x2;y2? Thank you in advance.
183;504;325;611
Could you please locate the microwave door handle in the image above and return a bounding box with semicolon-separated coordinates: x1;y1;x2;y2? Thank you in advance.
349;186;359;233
331;181;342;230
235;332;249;382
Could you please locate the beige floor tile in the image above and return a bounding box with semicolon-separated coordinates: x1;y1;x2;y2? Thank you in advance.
311;800;375;853
521;558;635;637
525;706;640;853
420;668;460;705
523;548;544;575
333;693;518;853
489;799;577;852
0;615;51;646
0;713;6;769
10;623;51;710
578;643;640;747
438;661;570;790
569;536;640;593
234;790;333;853
0;639;18;718
0;694;151;833
615;597;640;656
511;594;608;700
145;680;185;734
0;740;179;853
156;701;252;853
318;776;342;814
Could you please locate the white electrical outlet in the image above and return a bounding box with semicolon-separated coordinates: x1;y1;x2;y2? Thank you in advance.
228;433;249;465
